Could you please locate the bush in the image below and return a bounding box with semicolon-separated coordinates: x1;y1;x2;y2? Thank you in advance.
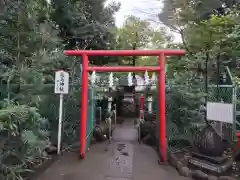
0;100;49;180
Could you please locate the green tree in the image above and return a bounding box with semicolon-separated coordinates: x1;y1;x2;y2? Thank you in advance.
0;0;121;179
51;0;120;65
157;0;240;148
159;0;240;79
115;16;168;67
0;1;56;179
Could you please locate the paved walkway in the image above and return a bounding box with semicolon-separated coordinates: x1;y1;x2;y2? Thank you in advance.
37;120;190;180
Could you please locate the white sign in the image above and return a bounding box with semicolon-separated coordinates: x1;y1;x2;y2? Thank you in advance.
207;102;233;124
54;70;69;94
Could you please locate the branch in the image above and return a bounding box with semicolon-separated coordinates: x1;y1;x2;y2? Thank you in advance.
171;8;193;56
179;29;193;56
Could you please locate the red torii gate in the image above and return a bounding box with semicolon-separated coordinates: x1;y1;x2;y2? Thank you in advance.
64;49;185;162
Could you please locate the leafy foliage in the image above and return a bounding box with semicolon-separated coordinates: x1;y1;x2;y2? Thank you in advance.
1;0;240;178
0;100;49;180
158;0;240;149
113;16;169;78
0;0;119;179
166;73;205;149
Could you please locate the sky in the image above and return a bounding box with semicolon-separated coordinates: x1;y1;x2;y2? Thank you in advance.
105;0;182;42
106;0;162;27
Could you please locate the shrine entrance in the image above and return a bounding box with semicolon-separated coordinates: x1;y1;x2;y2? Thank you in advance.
64;49;185;162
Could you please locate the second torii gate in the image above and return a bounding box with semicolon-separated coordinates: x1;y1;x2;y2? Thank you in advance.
64;49;185;162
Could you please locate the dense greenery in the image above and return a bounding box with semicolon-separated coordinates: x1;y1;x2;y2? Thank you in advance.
0;0;240;179
160;0;240;79
159;0;240;147
0;0;119;179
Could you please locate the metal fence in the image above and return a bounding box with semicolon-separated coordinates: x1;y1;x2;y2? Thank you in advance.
136;84;205;152
208;85;240;136
161;84;240;152
208;85;234;103
165;85;205;152
2;82;239;154
235;87;240;130
0;83;96;151
207;85;234;143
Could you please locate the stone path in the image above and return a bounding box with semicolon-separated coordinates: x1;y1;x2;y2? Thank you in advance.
36;120;191;180
104;121;136;180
